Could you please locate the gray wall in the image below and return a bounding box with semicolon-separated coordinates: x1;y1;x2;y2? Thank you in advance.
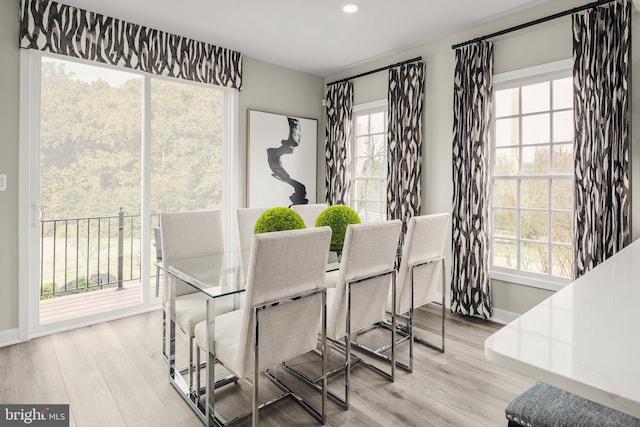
0;0;324;333
0;1;20;332
325;0;640;316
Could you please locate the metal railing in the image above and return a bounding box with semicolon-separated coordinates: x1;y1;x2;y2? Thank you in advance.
40;209;159;299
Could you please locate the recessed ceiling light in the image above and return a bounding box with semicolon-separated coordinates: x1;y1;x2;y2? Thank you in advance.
342;4;358;13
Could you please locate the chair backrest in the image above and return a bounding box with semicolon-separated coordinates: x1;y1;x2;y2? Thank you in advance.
291;203;328;228
235;227;331;377
236;207;268;251
160;210;224;297
395;213;449;315
329;220;402;340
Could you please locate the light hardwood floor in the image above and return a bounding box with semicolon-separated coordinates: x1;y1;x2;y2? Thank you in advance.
0;306;533;426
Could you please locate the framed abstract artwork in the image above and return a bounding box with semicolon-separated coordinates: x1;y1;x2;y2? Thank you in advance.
247;110;317;207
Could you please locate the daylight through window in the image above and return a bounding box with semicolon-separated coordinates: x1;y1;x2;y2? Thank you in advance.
491;64;574;284
351;103;387;222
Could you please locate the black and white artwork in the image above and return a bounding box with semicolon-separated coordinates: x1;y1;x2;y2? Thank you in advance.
248;110;317;207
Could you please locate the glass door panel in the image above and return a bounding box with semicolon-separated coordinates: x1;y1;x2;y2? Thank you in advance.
150;78;224;213
39;56;143;324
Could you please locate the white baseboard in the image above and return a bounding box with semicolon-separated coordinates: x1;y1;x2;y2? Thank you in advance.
490;308;519;325
0;328;20;348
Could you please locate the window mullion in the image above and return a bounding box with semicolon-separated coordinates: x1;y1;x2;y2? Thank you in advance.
140;75;152;305
517;87;523;272
547;83;554;276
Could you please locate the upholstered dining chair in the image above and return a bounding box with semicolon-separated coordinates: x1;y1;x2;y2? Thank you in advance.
285;220;402;410
390;213;449;372
193;226;331;427
291;202;328;228
236;207;268;251
293;203;335;285
160;210;236;393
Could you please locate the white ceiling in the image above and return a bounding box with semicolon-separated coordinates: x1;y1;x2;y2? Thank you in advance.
64;0;557;77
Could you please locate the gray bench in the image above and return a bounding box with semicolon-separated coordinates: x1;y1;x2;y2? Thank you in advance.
506;382;640;427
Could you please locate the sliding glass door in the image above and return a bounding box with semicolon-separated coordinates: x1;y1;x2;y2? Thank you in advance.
24;51;236;333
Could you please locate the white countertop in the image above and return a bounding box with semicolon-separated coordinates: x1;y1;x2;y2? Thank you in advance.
485;239;640;418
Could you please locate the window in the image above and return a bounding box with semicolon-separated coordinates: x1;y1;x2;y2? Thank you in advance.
491;61;574;289
150;78;225;214
351;101;387;222
39;54;234;228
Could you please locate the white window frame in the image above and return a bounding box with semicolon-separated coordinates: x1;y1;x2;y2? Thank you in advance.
18;50;238;338
490;59;573;292
350;100;388;222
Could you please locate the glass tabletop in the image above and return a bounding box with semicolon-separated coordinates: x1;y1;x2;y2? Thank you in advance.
157;251;249;298
158;251;340;299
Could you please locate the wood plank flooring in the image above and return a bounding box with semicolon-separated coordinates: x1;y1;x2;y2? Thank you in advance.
0;306;533;426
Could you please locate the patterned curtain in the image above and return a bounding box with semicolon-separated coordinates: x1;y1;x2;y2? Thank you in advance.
572;0;631;278
451;42;493;319
386;62;425;236
19;0;242;89
325;81;354;205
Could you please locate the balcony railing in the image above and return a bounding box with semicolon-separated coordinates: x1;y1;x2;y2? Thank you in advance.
40;209;159;299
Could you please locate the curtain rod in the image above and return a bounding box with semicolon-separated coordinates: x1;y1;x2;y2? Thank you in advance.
451;0;617;49
326;56;423;86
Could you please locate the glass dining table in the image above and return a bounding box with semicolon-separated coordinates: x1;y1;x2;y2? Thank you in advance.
157;250;340;425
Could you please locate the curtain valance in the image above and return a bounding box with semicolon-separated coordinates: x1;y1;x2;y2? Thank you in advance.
19;0;243;90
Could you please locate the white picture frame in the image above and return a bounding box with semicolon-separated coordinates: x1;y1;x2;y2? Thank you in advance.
247;110;317;207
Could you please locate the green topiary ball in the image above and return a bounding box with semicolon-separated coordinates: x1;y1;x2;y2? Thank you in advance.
254;207;306;234
315;205;361;251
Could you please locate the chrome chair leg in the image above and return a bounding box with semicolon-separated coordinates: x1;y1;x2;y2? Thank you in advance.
195;346;201;400
162;308;167;361
345;332;351;410
189;336;194;394
411;260;447;353
253;305;260;427
345;285;352;410
409;307;414;372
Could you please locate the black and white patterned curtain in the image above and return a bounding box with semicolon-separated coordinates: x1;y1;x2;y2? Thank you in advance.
451;43;492;319
386;62;425;236
19;0;243;89
572;0;631;278
325;81;353;205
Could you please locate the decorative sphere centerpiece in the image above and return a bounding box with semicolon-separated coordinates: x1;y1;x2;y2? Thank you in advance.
315;205;361;252
253;206;306;234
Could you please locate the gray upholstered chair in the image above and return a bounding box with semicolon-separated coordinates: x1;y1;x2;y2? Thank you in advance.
506;381;640;427
193;227;331;426
291;202;328;228
160;210;236;393
235;207;268;251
